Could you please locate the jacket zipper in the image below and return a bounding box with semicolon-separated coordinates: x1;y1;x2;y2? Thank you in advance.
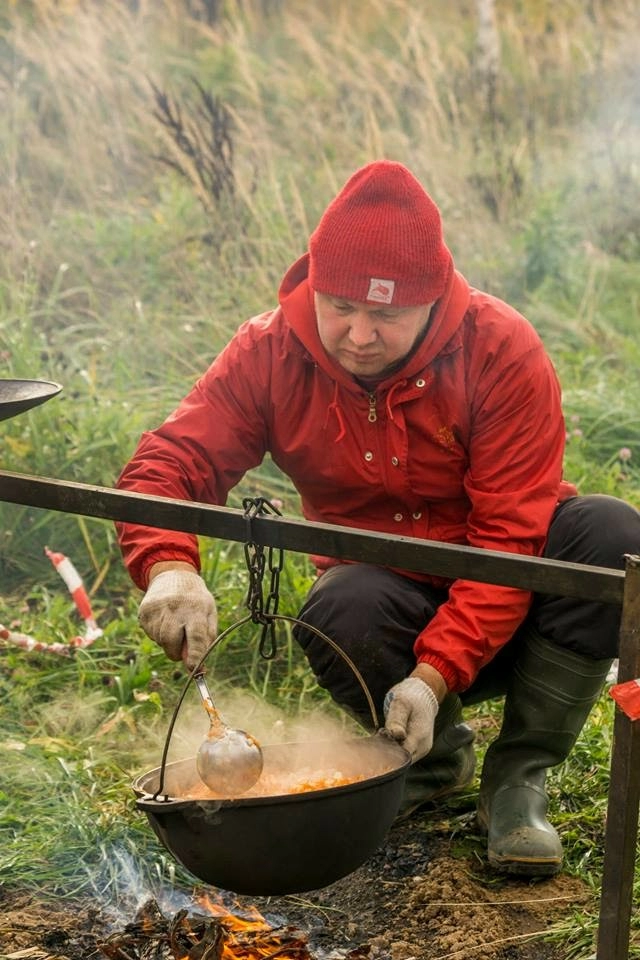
367;392;377;423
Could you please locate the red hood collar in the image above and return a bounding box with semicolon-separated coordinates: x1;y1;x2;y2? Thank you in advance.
278;252;470;388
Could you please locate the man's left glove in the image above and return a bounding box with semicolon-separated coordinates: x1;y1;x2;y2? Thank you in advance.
138;568;218;671
383;677;439;761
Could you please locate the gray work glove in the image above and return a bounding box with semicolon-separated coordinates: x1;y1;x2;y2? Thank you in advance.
383;677;439;761
138;569;217;671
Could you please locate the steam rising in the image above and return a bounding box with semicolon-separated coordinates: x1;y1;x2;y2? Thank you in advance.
163;686;366;768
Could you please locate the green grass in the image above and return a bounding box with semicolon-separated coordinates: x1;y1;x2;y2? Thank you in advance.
0;545;328;897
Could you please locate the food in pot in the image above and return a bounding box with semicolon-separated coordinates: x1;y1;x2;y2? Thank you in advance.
169;737;402;800
183;766;368;799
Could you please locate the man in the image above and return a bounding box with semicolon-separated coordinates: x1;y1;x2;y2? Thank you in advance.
116;160;640;877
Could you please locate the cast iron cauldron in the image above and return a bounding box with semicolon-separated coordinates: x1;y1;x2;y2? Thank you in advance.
133;614;411;895
133;733;410;895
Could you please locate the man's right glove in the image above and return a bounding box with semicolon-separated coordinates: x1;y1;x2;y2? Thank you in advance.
383;676;439;761
138;568;218;671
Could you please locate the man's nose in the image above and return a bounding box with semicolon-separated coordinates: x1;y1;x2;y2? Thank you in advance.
348;313;377;346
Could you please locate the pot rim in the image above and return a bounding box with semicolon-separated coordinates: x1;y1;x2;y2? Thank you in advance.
132;735;411;809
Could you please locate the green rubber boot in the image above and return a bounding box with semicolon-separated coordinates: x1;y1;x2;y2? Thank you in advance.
398;693;476;819
477;629;611;876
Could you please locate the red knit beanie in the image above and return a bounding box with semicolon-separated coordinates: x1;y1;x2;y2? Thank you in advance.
308;160;452;307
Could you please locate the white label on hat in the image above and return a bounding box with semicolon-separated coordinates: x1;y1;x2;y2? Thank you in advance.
367;278;395;304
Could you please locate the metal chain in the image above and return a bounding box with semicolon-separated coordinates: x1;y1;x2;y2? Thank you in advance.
242;496;284;660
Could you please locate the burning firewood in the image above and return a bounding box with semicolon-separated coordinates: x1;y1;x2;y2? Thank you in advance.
97;897;313;960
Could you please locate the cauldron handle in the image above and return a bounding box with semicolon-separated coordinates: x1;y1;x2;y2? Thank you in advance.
152;612;381;800
259;613;380;730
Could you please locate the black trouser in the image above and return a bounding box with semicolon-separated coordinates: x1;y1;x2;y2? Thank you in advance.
293;495;640;724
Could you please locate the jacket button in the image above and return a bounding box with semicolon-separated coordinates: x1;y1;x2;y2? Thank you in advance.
364;451;374;461
391;456;399;466
393;513;403;522
412;511;422;520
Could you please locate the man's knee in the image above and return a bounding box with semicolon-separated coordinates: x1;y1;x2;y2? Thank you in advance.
295;563;438;655
531;495;640;660
295;564;400;651
305;563;396;612
292;564;442;713
545;495;640;569
292;565;399;672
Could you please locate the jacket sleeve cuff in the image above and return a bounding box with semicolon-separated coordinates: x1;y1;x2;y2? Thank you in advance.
138;550;201;590
415;654;461;693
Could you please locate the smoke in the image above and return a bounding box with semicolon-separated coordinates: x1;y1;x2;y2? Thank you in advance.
79;843;194;929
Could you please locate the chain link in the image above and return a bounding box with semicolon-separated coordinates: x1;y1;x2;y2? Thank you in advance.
242;496;284;659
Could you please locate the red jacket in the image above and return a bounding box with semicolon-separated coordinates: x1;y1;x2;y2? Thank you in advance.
117;255;576;691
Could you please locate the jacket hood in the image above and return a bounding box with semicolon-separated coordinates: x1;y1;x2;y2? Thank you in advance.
278;252;470;392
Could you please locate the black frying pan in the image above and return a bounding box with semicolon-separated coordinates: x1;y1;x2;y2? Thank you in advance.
0;379;62;422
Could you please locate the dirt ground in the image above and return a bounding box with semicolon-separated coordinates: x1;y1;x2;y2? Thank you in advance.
0;811;594;960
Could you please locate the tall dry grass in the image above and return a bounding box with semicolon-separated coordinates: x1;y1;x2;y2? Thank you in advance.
1;0;637;279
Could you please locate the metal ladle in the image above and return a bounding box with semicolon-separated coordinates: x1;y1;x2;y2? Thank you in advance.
191;670;264;796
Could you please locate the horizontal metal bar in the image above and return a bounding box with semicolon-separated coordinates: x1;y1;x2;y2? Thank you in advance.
0;469;625;603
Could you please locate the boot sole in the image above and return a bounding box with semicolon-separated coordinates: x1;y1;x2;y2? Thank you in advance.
487;851;562;877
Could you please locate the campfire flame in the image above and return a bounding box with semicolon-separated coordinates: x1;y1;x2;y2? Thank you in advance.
195;891;307;958
98;892;314;960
